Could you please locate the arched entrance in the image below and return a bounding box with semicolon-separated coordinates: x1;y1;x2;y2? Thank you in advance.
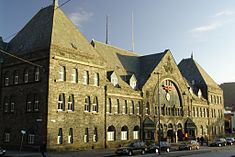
143;117;155;142
184;118;196;140
167;123;174;142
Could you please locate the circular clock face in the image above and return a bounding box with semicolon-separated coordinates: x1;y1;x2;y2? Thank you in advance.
166;93;170;101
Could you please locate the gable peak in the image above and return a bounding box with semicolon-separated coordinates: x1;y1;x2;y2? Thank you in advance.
53;0;59;8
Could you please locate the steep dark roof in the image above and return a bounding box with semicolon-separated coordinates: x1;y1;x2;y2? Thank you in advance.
138;51;166;87
178;58;219;89
8;6;54;53
8;4;105;66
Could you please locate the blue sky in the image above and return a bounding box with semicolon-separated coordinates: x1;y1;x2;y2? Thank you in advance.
1;0;235;84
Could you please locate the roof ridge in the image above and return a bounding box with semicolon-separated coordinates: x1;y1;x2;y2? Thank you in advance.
92;39;140;56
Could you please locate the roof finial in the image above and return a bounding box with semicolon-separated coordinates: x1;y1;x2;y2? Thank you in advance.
53;0;59;8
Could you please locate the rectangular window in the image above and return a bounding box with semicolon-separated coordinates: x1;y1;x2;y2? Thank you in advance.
58;66;65;81
24;71;29;83
121;131;127;140
83;71;89;85
68;95;74;111
28;134;35;144
107;131;114;141
137;101;140;115
14;75;19;84
115;99;120;114
71;68;78;83
92;97;98;112
107;98;112;113
5;133;10;142
94;73;99;86
4;102;9;113
10;102;15;112
133;131;139;140
35;67;40;81
58;93;65;111
27;101;32;112
5;77;9;86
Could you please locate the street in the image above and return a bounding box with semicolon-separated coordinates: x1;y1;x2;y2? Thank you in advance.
3;145;235;157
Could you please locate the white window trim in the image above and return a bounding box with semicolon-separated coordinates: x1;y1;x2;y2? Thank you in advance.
107;131;114;141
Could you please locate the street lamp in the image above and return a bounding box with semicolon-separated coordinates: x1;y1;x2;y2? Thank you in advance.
19;130;26;157
157;72;161;155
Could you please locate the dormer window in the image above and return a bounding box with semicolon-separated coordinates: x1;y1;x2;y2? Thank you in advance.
110;72;118;86
198;89;202;98
129;75;137;89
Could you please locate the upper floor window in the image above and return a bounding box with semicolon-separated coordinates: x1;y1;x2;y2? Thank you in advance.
107;98;112;113
10;96;15;113
92;96;98;112
83;71;89;85
115;99;120;114
130;75;137;89
34;94;39;111
34;67;40;81
130;101;135;114
111;73;118;86
146;102;150;115
84;96;90;112
68;94;74;111
137;101;140;115
24;68;29;83
58;93;65;111
4;72;10;86
71;68;78;83
94;73;100;86
4;96;9;113
13;70;19;85
58;66;66;81
123;100;128;114
26;95;32;112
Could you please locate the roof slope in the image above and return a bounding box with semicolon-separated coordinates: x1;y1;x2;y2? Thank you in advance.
8;6;54;53
8;4;105;66
93;40;167;88
138;52;166;87
178;58;219;89
92;40;139;75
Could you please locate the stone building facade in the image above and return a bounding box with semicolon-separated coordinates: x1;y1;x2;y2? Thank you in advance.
0;0;224;151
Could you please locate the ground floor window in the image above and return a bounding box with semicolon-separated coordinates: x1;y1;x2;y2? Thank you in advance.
28;134;35;144
107;131;115;141
4;133;10;142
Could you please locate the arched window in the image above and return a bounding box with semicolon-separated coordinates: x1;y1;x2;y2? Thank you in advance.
84;128;89;143
68;128;73;144
123;100;128;114
84;96;90;112
93;127;98;142
133;126;140;140
107;98;112;113
107;126;116;141
115;99;120;114
136;101;140;115
68;94;74;111
58;93;65;111
121;126;128;140
57;128;63;144
92;96;98;112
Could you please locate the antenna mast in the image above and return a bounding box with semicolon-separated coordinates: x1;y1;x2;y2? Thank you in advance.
132;11;135;52
105;15;109;44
